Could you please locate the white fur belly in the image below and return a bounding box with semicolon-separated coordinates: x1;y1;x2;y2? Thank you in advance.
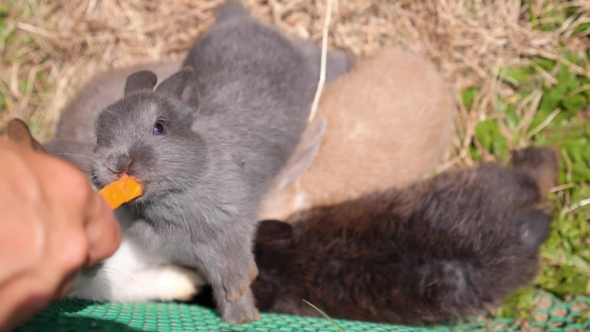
68;203;206;302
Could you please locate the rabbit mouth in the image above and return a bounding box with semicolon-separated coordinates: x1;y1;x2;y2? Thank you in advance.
130;180;164;201
131;179;190;203
92;164;143;190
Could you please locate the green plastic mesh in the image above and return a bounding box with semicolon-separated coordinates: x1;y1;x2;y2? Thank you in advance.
14;293;590;332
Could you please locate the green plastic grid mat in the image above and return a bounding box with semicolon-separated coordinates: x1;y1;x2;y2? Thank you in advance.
14;294;590;332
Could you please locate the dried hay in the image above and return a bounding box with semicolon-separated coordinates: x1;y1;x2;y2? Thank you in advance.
1;0;589;168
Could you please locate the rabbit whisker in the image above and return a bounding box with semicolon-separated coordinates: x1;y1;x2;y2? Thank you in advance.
167;175;210;225
50;152;92;159
162;180;192;235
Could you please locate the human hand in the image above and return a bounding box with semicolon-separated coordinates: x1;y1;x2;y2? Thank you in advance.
0;137;121;331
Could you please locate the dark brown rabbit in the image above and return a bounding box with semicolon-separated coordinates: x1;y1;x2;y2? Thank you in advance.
252;147;558;325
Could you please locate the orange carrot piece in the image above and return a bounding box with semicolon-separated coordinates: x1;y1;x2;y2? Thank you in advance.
98;176;143;210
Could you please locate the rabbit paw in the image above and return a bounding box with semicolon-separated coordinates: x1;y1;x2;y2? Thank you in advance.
226;265;258;302
222;290;260;324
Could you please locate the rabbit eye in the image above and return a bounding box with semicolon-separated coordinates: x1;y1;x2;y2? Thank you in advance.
153;121;165;135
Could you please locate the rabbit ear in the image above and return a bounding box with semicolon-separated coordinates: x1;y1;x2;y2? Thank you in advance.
510;147;560;199
155;67;199;106
5;118;46;153
273;116;327;190
214;1;251;23
295;40;355;84
124;71;158;95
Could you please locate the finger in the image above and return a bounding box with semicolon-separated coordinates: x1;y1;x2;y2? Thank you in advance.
33;154;118;267
0;144;47;281
53;270;79;300
0;203;46;282
84;191;121;267
24;156;93;282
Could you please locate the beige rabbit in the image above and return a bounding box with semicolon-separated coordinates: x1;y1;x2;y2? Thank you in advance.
258;47;456;221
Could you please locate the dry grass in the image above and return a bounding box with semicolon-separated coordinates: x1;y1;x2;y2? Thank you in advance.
1;0;588;164
1;0;590;325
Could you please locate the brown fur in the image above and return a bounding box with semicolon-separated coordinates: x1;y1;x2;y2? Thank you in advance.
258;47;456;221
3;118;46;153
252;147;558;325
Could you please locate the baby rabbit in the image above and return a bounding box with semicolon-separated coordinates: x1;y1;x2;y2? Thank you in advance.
258;47;456;221
40;62;207;302
90;2;352;324
252;147;558;325
2;118;207;303
38;21;352;308
43;61;181;174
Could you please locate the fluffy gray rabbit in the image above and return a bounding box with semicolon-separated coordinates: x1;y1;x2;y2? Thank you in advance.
90;2;351;324
2;38;350;303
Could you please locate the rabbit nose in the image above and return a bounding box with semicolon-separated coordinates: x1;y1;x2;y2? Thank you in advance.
117;169;129;179
105;155;133;178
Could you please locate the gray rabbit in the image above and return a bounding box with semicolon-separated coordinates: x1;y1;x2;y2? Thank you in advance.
90;2;350;324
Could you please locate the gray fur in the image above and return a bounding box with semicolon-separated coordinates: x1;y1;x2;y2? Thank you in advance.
91;2;353;324
43;61;181;174
43;139;96;174
53;61;181;146
295;41;355;84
